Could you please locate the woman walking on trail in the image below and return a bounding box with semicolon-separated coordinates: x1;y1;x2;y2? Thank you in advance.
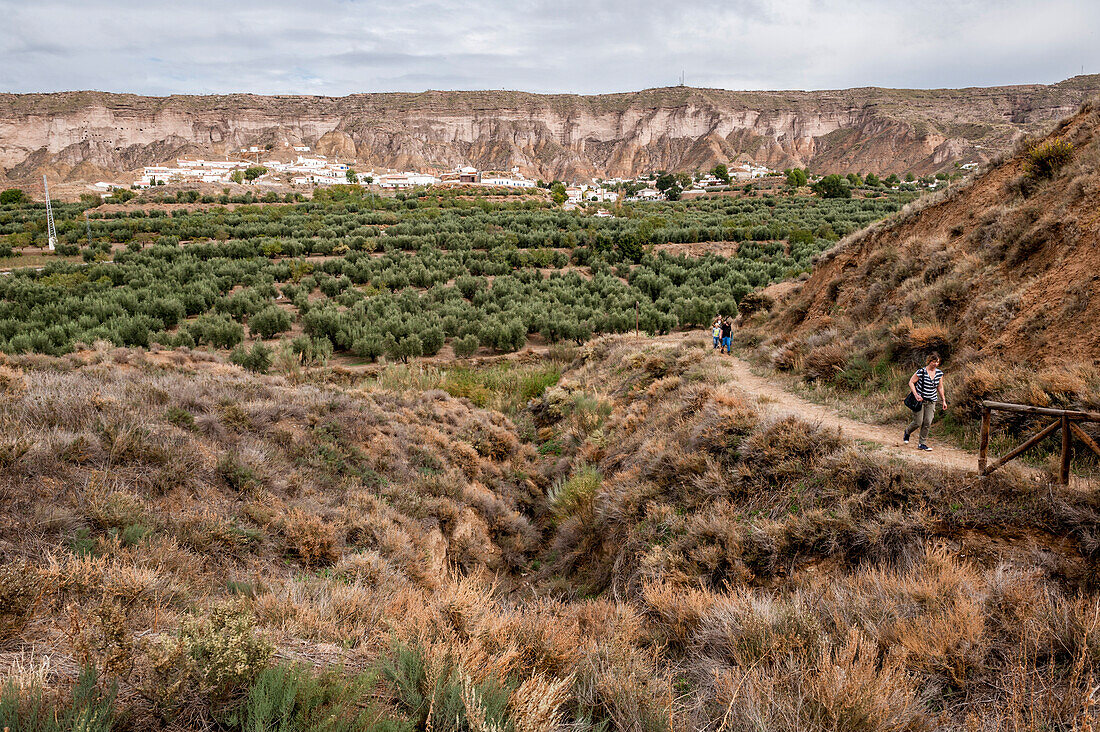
720;318;733;354
905;353;947;451
712;316;723;349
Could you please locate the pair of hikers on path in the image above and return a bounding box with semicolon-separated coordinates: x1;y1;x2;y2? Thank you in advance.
711;316;733;354
905;353;947;451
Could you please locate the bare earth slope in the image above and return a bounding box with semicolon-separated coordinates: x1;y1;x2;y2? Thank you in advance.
747;97;1100;421
3;75;1100;183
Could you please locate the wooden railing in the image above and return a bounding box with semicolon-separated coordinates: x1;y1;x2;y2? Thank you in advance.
979;401;1100;484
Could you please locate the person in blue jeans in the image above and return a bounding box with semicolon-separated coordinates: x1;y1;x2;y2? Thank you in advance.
905;353;947;451
720;318;732;354
711;316;723;349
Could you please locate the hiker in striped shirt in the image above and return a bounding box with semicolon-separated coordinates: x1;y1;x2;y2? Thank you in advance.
904;353;947;451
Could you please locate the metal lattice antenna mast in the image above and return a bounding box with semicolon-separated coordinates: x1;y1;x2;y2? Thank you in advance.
43;175;57;251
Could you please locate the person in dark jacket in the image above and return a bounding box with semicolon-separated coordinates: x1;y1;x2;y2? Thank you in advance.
720;318;733;354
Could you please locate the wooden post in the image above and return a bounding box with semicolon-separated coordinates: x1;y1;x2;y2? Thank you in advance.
635;301;639;337
978;407;990;474
1060;414;1072;485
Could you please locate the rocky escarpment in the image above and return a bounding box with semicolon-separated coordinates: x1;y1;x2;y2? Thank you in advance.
2;76;1099;183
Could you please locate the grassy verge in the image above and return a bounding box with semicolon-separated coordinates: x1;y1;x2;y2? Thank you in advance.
360;356;570;415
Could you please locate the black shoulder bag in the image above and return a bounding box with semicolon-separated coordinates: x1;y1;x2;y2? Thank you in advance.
904;369;923;412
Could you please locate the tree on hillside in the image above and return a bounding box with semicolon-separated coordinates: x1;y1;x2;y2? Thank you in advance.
905;172;915;182
655;173;676;192
812;174;851;199
885;173;900;186
785;168;808;188
230;170;245;184
244;166;268;182
550;182;567;205
846;172;863;186
711;163;730;183
346;169;358;184
0;188;26;204
864;172;881;187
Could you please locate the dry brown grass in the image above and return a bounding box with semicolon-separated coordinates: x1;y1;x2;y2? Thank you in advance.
1;342;1098;729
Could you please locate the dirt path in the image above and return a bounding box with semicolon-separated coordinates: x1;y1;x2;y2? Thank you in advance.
601;330;984;473
721;353;978;473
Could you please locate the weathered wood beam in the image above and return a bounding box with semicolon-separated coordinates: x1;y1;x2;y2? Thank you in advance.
982;400;1100;421
1069;422;1100;459
981;419;1061;476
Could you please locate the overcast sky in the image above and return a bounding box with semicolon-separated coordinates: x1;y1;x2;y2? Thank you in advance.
1;0;1098;96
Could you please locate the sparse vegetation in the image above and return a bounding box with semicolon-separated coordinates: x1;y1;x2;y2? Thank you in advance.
740;101;1100;470
0;336;1096;729
1024;137;1074;179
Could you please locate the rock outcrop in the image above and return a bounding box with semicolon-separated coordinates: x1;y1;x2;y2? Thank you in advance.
2;76;1099;182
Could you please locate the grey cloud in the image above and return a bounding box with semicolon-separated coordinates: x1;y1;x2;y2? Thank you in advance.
0;0;1097;95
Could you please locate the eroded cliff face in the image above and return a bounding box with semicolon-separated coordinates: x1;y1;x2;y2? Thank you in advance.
2;77;1098;182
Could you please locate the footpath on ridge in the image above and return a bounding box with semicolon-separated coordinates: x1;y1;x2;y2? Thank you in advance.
721;351;977;473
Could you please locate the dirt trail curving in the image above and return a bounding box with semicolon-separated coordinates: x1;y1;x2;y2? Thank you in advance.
721;353;978;473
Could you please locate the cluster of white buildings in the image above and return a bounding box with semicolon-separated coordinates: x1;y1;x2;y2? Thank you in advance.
269;156;351;186
564;184;620;207
125;149;780;205
135;158;254;187
366;165;540;190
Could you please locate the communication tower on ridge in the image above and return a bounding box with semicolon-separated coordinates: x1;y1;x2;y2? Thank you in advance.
43;175;57;251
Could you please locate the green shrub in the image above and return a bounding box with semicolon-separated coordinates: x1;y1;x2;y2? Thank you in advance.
166;405;195;429
249;306;292;339
230;342;273;373
547;465;601;521
218;453;260;492
291;336;332;367
229;663;410;732
182;603;273;700
352;333;386;362
0;188;26;205
812;174;852;199
381;643;511;732
453;334;480;358
1024;138;1073;180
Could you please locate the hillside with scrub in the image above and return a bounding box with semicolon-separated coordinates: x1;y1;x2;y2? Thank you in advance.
1;336;1099;731
737;99;1100;465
